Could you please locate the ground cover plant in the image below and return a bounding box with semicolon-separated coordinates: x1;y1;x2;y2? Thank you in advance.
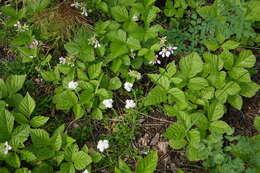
0;0;259;172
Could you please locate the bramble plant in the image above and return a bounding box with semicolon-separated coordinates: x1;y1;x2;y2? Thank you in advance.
0;0;259;172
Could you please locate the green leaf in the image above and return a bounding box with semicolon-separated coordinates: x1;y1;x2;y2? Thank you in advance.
111;6;129;22
73;104;84;120
18;93;36;118
89;151;102;163
228;95;242;110
188;77;208;90
88;62;103;79
11;124;30;147
5;75;26;95
221;40;240;50
223;81;241;96
53;91;78;110
92;108;103;120
188;129;200;146
136;151;158;173
51;134;62;151
207;101;225;121
5;153;20;168
148;74;170;90
144;0;156;6
203;40;219;51
72;151;92;170
169;139;186;149
30;116;49;128
209;120;233;135
30;129;50;146
59;162;75;173
15;168;31;173
0;168;9;173
235;50;256;68
179;52;203;79
115;159;132;173
108;77;122;90
20;150;37;162
164;123;186;140
144;86;167;106
168;88;187;108
254;116;260;132
127;37;141;50
0;110;14;142
228;67;251;83
219;50;234;70
239;82;260;98
0;79;8;99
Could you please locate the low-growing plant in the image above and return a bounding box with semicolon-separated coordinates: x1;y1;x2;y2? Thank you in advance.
143;46;259;161
0;75;102;173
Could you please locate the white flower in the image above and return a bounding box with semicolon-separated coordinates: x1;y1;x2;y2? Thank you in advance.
3;141;12;154
59;57;66;64
128;70;142;80
97;140;109;152
159;48;171;58
125;99;136;109
149;55;161;65
88;35;101;48
29;56;34;59
132;15;139;22
70;2;81;8
14;21;29;32
124;82;133;92
82;169;89;173
68;81;78;89
81;7;88;17
102;99;113;108
168;46;178;54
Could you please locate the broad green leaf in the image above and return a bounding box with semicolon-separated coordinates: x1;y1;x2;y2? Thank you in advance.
188;77;208;90
219;49;234;70
0;168;9;173
0;110;14;142
88;62;103;79
20;150;37;162
73;104;84;119
51;134;62;151
186;145;205;161
169;139;186;149
72;151;92;170
168;88;186;105
30;116;49;128
246;0;260;21
10;124;30;147
179;52;203;79
59;162;75;173
221;40;240;50
228;67;251;83
235;50;256;68
209;120;233;135
92;108;103;120
223;81;241;96
148;74;170;90
191;113;209;130
207;101;224;121
116;159;132;173
144;86;167;106
30;129;50;146
228;95;242;110
188;129;200;146
111;6;129;22
239;82;260;98
166;61;177;77
127;37;141;50
53;91;78;110
144;0;156;6
6;153;20;168
0;79;8;99
32;163;54;173
89;151;102;163
203;40;219;51
18;93;36;118
5;75;26;95
254;116;260;132
136;151;158;173
108;77;122;90
15;168;31;173
144;6;160;26
164;123;186;140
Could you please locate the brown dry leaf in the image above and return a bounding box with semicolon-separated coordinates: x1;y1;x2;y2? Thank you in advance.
158;141;168;154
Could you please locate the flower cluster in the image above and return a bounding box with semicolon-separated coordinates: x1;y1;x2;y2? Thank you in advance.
29;39;39;49
124;82;133;92
68;81;78;89
3;141;12;154
149;55;161;65
70;2;88;17
97;139;109;152
59;57;66;64
88;35;101;48
14;21;29;32
158;46;177;58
